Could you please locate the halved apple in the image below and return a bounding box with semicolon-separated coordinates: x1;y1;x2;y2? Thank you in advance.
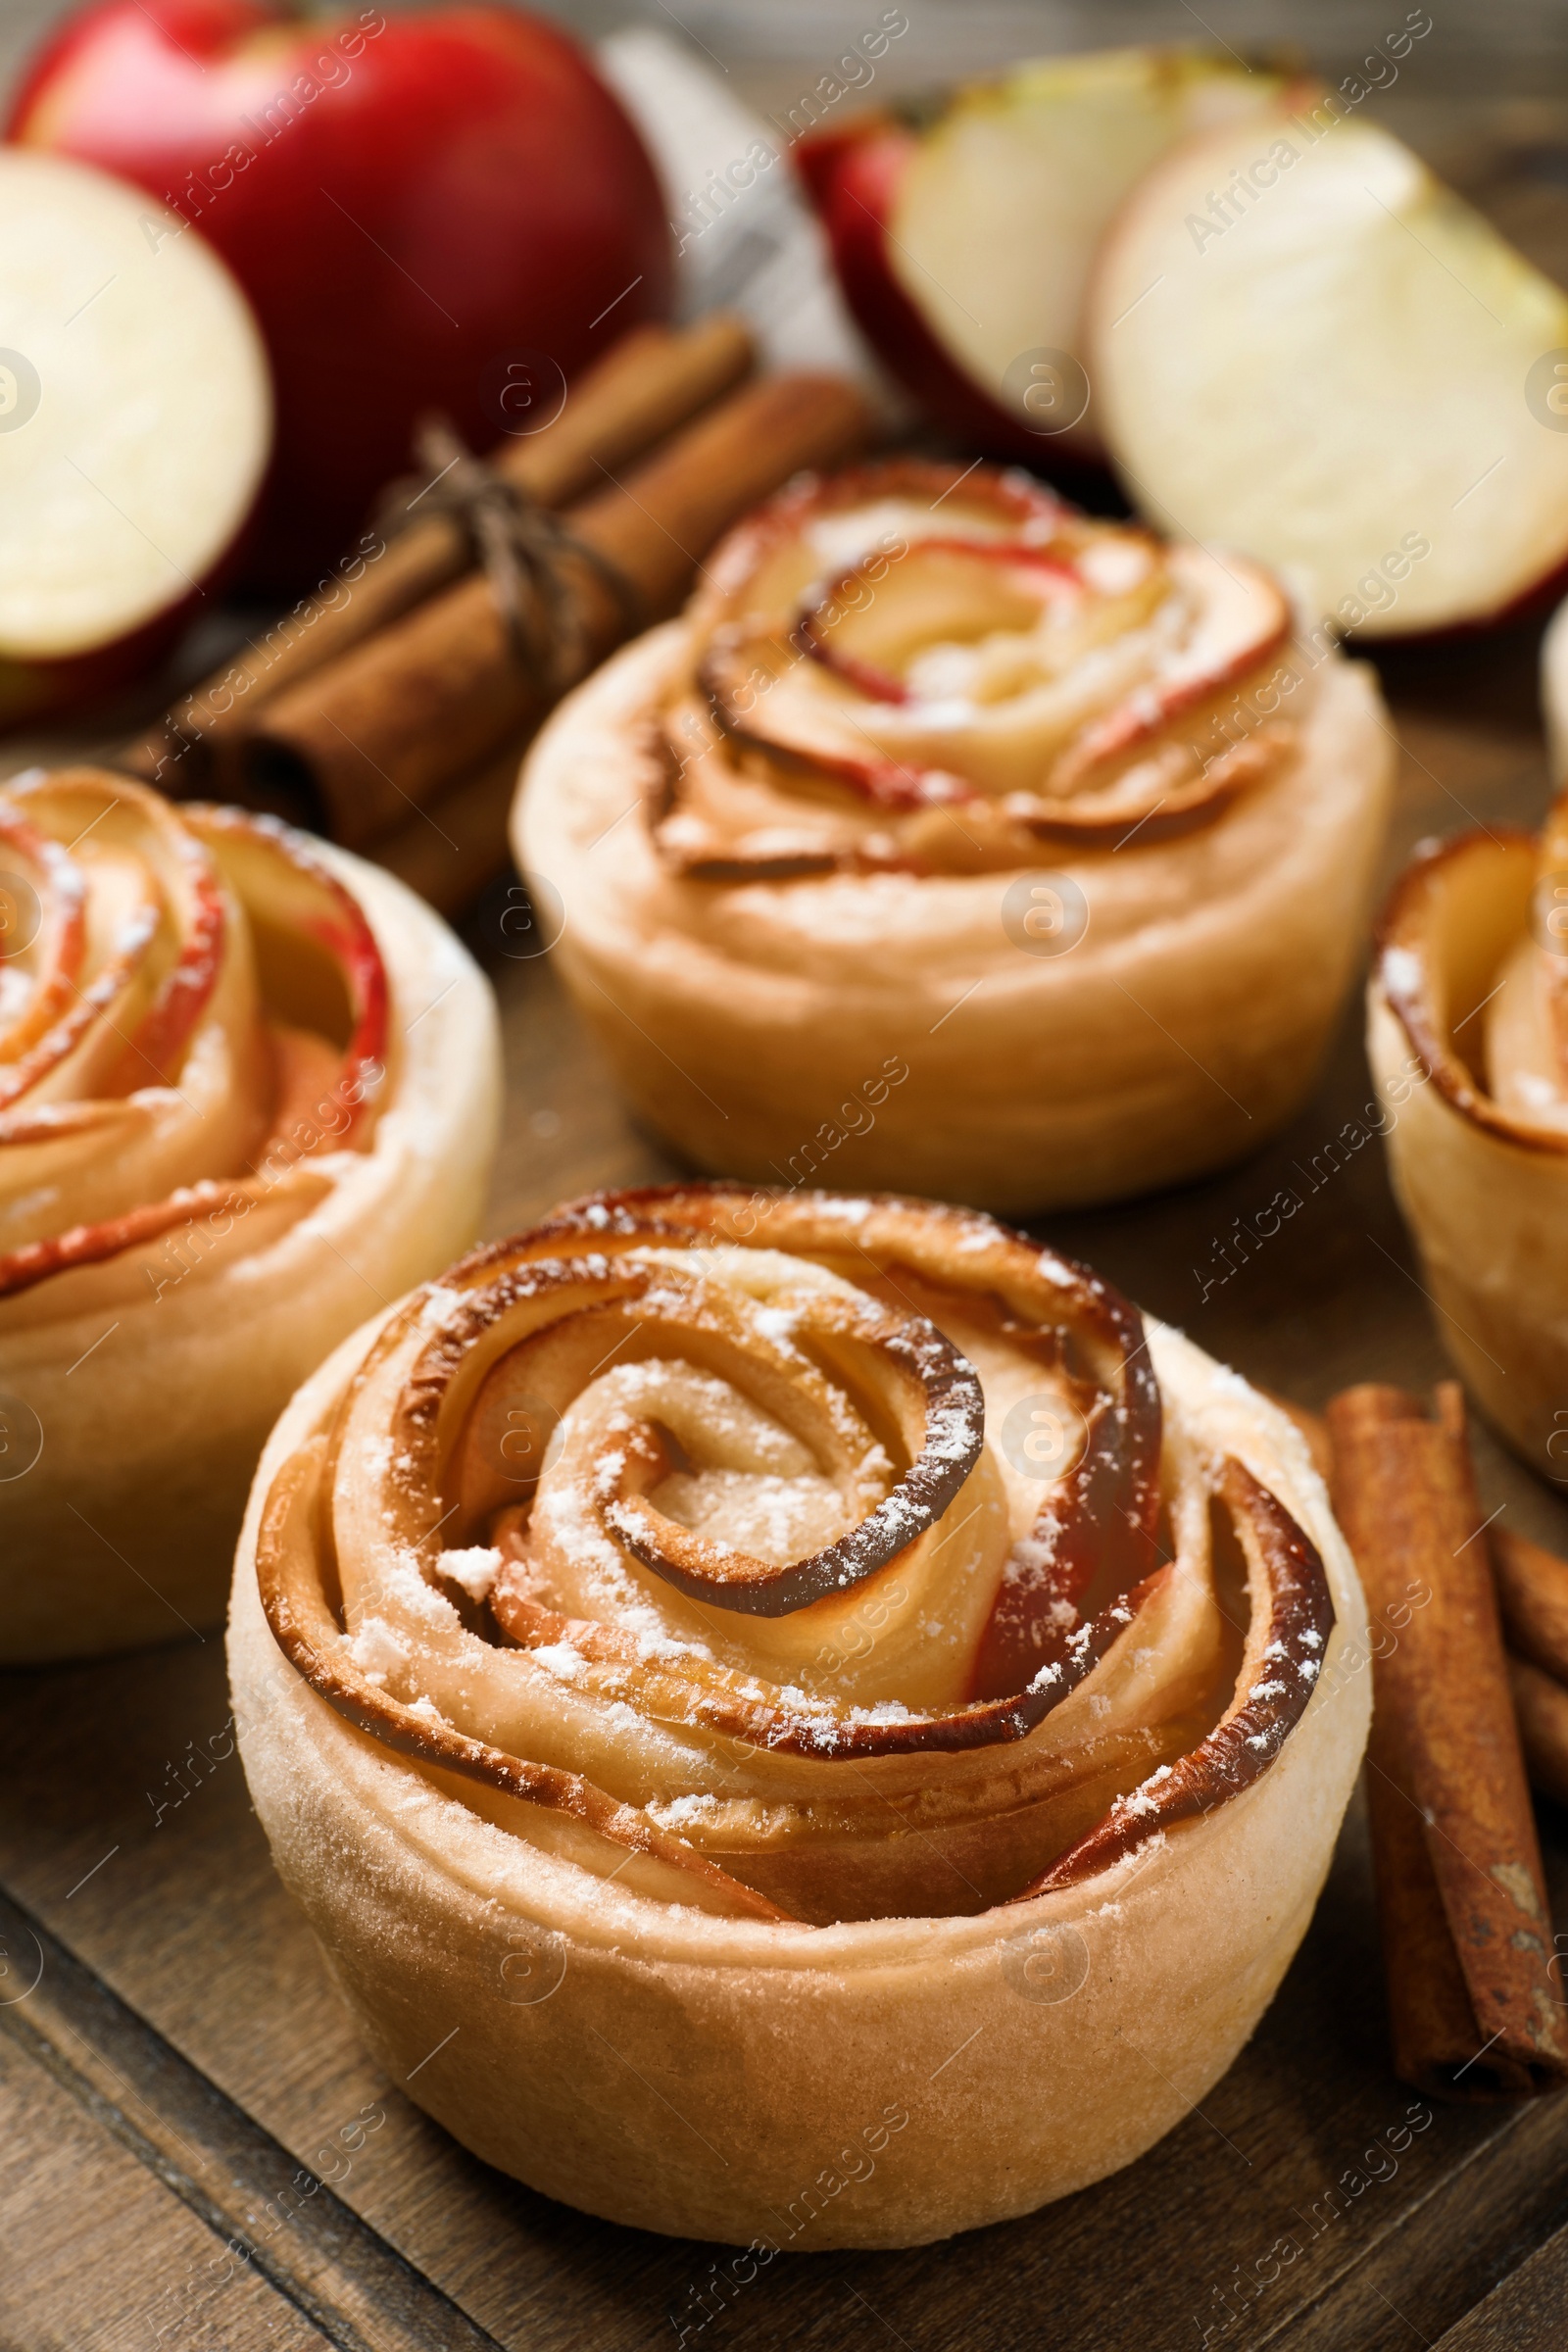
1089;103;1568;634
0;150;271;722
798;47;1284;463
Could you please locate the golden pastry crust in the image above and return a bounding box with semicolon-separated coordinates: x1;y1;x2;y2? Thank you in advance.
229;1186;1369;2246
1365;601;1568;1474
1368;808;1568;1479
0;769;501;1660
514;462;1395;1213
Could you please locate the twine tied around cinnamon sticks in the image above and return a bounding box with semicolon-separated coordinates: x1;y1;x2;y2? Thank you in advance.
375;416;644;693
115;318;875;910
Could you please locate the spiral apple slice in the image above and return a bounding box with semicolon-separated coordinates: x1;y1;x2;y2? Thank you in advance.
654;458;1305;880
0;781;390;1292
632;1185;1166;1702
0;1170;332;1307
1029;1461;1333;1889
701;458;1070;627
0;805;86;1066
186;806;390;1142
257;1437;796;1924
595;1294;983;1617
1091;104;1568;633
651;696;862;881
697;503;1290;844
0;774;268;1253
1028;544;1293;833
360;1194;1180;1757
1;770;230;1104
796;538;1097;704
254;1184;1338;1925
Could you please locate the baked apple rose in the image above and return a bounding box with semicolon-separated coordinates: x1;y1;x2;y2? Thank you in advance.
0;768;499;1661
230;1186;1369;2247
517;459;1394;1212
1369;634;1568;1481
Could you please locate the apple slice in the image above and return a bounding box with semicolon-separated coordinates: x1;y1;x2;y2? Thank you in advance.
1089;103;1568;635
799;47;1284;463
0;150;271;721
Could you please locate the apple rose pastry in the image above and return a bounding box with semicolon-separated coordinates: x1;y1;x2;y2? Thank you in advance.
229;1185;1368;2247
516;460;1394;1213
0;767;500;1662
1369;710;1568;1478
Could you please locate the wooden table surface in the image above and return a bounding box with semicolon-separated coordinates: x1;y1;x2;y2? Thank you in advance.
10;92;1568;2352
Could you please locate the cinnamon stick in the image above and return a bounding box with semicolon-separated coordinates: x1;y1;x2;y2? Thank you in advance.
1508;1655;1568;1809
1326;1381;1567;2098
239;370;874;851
121;315;755;793
1491;1525;1568;1683
1489;1526;1568;1806
371;739;523;917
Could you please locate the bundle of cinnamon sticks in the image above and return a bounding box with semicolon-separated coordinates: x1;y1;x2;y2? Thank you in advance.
1324;1382;1568;2100
121;317;874;912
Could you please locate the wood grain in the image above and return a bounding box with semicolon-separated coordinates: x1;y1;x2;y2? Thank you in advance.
0;1993;335;2352
1432;2225;1568;2349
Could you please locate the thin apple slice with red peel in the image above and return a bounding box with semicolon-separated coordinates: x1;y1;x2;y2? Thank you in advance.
0;806;86;1066
185;806;391;1141
118;837;225;1086
0;151;270;716
489;1559;1175;1759
801;49;1286;463
0;1168;330;1304
0;788;265;1256
703;628;973;813
1027;1463;1332;1891
1090;106;1568;635
266;1023;355;1148
652;700;865;882
0;1099;142;1153
0;911;160;1119
698;458;1068;628
1046;546;1291;804
796;539;1093;705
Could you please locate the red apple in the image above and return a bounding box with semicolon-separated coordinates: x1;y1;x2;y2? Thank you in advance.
0;149;270;724
8;0;672;585
797;48;1284;468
